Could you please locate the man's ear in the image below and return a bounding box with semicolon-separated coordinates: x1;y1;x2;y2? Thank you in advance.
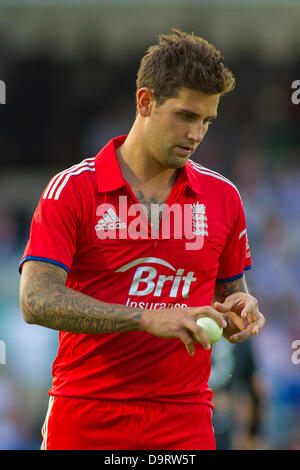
136;88;154;117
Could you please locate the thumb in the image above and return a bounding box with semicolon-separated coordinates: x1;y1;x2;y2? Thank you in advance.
214;300;233;312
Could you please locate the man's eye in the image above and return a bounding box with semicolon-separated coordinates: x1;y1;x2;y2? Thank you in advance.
181;113;193;119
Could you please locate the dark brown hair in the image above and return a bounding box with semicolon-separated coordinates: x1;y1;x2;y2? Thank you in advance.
136;29;235;105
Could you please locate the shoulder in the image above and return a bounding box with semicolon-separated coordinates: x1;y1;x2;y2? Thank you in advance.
42;156;97;202
187;160;242;203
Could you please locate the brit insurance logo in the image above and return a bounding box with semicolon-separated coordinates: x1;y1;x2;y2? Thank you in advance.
116;257;197;309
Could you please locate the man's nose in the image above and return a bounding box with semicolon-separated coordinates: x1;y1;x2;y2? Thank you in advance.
187;123;206;144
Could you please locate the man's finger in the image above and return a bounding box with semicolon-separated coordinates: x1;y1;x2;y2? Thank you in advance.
214;300;233;313
215;293;253;316
240;305;252;319
192;325;212;351
183;318;212;350
229;322;256;343
179;331;196;355
251;313;265;335
240;304;265;329
240;297;259;319
227;311;246;331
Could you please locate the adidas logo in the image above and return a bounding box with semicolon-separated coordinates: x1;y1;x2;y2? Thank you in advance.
95;208;126;232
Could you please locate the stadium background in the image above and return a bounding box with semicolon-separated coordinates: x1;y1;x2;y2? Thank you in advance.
0;0;300;450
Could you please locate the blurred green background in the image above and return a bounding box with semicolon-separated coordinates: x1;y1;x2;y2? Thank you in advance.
0;0;300;450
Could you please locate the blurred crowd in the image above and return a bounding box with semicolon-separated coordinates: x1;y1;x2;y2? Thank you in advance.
0;49;299;450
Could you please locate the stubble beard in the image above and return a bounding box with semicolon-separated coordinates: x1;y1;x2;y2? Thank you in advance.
145;126;189;170
164;145;192;169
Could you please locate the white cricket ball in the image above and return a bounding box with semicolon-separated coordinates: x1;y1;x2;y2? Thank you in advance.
196;317;223;344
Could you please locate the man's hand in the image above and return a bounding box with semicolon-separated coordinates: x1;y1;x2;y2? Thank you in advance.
213;293;265;343
141;306;228;355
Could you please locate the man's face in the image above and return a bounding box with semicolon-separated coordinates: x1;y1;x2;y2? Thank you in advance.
144;87;220;169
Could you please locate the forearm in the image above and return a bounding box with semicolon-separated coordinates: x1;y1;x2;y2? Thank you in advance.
20;262;142;334
213;276;249;304
23;284;143;334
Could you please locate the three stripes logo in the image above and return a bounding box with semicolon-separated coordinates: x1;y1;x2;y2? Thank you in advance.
189;160;241;199
42;157;96;200
95;208;126;232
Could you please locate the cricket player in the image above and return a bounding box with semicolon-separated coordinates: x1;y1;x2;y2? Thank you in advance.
19;29;265;450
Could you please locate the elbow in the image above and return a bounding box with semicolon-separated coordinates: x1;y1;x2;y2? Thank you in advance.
22;311;36;325
19;289;39;325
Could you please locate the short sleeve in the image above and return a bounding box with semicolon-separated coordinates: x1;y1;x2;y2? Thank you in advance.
216;194;252;282
19;177;80;275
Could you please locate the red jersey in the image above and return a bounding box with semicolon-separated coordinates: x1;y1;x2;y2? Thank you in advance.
19;135;251;407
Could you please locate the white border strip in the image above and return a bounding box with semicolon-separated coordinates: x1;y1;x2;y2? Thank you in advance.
48;161;95;200
43;158;95;200
41;395;55;450
54;166;96;200
190;160;235;186
190;161;241;199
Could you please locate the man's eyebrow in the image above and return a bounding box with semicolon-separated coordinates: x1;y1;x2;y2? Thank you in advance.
178;108;217;119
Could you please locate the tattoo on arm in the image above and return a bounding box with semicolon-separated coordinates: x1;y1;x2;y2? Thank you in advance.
20;261;142;334
213;276;249;304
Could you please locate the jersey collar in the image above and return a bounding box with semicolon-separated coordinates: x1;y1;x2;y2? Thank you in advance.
95;135;203;195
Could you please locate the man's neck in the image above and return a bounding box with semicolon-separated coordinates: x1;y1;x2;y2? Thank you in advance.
115;126;177;196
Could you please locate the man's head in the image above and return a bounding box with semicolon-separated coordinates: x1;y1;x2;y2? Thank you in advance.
137;28;235;106
134;29;235;169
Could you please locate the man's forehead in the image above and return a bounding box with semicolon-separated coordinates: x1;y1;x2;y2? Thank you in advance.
167;88;220;111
